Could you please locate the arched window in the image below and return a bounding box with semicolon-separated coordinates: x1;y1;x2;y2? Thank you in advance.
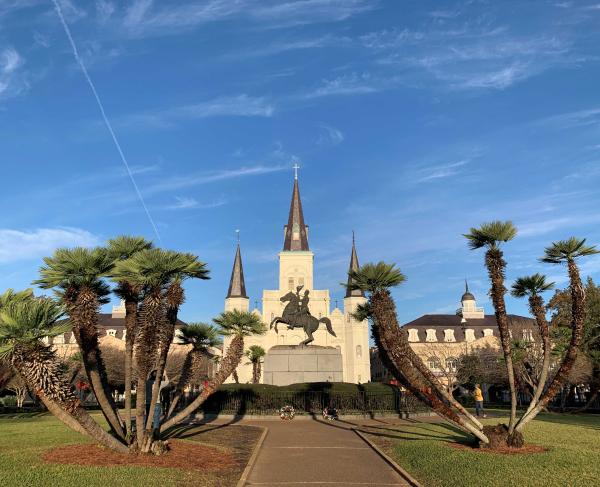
428;357;441;370
446;357;458;372
288;278;294;291
356;345;362;358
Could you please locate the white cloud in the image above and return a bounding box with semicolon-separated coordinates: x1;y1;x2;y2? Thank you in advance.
164;196;227;210
0;228;100;264
179;94;274;118
304;72;379;98
417;159;470;182
145;165;287;195
114;94;274;130
317;124;344;145
0;47;28;99
119;0;373;36
96;0;115;23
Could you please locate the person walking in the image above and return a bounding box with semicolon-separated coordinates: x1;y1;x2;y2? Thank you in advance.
474;383;487;418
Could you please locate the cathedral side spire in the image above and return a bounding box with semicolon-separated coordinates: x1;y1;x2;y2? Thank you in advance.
345;231;365;298
226;242;248;298
283;169;309;251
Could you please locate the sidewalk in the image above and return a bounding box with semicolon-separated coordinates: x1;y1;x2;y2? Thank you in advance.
242;418;410;487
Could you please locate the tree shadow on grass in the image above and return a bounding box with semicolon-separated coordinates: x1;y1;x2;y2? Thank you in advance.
315;416;469;444
529;413;600;430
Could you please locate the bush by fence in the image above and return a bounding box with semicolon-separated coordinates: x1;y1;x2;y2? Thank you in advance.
181;382;430;416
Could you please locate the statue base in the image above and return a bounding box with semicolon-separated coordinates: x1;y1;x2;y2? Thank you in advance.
262;345;343;386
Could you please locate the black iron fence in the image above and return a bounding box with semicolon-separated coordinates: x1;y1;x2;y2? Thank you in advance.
183;389;429;416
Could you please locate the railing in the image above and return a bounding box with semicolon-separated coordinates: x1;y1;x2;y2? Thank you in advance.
177;390;429;416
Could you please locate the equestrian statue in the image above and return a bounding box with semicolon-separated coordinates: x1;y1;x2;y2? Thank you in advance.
270;285;336;346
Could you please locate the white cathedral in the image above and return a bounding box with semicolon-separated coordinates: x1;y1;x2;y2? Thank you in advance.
222;173;371;384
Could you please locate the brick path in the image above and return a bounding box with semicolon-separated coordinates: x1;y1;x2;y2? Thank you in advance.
242;419;410;487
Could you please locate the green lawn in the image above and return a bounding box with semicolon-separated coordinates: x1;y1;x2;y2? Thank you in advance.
0;412;257;486
366;412;600;487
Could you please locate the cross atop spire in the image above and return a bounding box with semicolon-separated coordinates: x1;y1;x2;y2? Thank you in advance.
283;174;309;251
293;162;300;180
226;240;248;299
346;232;365;298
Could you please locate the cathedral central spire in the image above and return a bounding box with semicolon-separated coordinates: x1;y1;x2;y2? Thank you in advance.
346;232;365;298
226;242;248;298
283;172;309;251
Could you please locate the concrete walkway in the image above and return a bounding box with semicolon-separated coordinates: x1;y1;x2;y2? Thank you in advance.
242;419;409;487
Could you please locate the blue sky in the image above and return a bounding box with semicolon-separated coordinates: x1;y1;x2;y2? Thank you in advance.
1;0;600;326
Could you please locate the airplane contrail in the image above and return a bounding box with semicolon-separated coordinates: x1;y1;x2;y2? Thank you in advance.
51;0;162;243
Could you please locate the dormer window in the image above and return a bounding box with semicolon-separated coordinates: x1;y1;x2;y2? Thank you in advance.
408;329;419;342
426;329;437;342
483;328;494;337
106;329;117;338
522;329;534;342
465;329;475;342
444;329;456;342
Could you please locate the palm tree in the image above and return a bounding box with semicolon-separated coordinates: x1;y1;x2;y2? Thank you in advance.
34;247;125;440
246;345;266;384
167;323;221;417
348;262;487;444
106;236;153;438
464;221;520;436
111;248;209;450
517;238;599;425
161;310;266;432
510;274;555;426
0;296;127;453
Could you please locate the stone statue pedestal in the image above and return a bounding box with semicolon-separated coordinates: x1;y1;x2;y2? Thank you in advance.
262;345;343;386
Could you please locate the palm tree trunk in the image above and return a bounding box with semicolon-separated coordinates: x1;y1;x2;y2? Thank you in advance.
370;291;489;444
485;248;518;434
134;289;162;448
69;287;125;441
257;361;261;384
514;295;551;431
232;369;239;384
517;259;586;427
12;346;128;453
167;350;206;418
142;283;182;451
161;335;244;432
123;296;138;440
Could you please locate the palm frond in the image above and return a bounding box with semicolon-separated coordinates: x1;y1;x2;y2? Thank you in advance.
0;297;68;358
540;237;599;264
110;248;210;288
0;289;34;309
213;310;267;338
464;220;517;250
351;302;372;322
34;247;113;300
511;273;555;298
346;262;406;294
178;322;221;351
106;235;154;262
245;345;266;362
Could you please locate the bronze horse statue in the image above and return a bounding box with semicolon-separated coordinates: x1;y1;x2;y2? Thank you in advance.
270;290;336;346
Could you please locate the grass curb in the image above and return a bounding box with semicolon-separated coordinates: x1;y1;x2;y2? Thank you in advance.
235;426;268;487
353;428;423;487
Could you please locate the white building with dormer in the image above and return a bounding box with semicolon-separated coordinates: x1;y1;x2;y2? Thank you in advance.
222;174;371;384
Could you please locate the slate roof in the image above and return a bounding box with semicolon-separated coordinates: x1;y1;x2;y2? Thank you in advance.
56;313;187;343
402;314;535;342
